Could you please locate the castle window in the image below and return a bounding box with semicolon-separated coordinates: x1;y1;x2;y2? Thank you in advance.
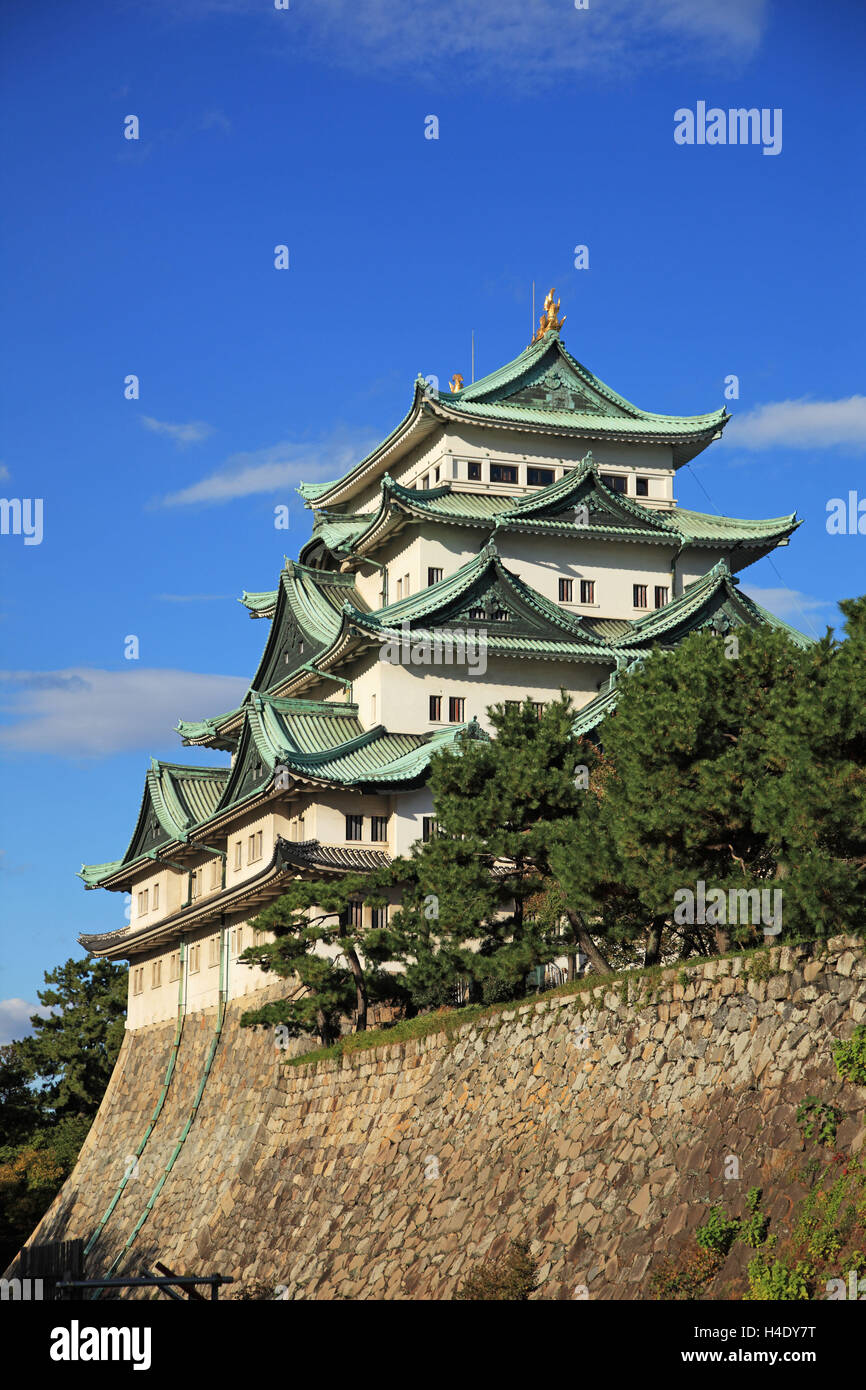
448;696;465;722
468;461;481;481
655;586;669;609
137;888;149;915
346;814;363;842
210;860;221;890
152;882;160;910
371;905;389;929
371;816;389;842
491;608;508;622
633;584;648;609
233;841;242;871
558;578;573;602
189;944;201;974
169;952;180;982
527;467;554;487
428;567;443;586
636;477;649;497
434;466;440;483
151;960;162;989
429;695;442;721
601;473;627;494
208;936;220;968
248;830;263;863
532;702;545;719
422;817;440;842
190;869;200;900
468;607;485;621
396;578;403;600
580;579;595;605
132;967;144;995
490;464;517;484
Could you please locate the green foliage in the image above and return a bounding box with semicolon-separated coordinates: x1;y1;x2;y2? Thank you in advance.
739;1187;770;1249
0;956;127;1268
650;1247;724;1299
833;1025;866;1086
793;1154;866;1266
744;1255;815;1301
239;871;410;1045
17;957;127;1118
695;1188;768;1257
695;1204;741;1255
796;1095;841;1147
455;1237;538;1300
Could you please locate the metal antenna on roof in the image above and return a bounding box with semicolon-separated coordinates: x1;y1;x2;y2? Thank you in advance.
471;330;475;384
531;281;535;342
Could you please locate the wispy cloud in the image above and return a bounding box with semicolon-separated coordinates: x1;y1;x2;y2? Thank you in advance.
724;397;866;452
742;586;837;628
0;998;53;1046
182;0;768;82
0;668;248;756
157;432;378;507
0;463;10;482
141;416;215;447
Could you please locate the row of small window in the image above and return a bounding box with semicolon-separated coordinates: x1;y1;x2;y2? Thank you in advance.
557;578;669;610
233;831;263;870
131;928;271;993
422;463;652;495
345;814;389;842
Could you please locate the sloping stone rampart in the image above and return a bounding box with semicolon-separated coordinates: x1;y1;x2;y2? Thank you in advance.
12;938;866;1298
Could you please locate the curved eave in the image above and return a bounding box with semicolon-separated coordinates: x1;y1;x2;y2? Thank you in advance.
297;387;440;510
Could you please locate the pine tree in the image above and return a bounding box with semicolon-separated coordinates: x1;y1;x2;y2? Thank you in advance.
239;872;408;1045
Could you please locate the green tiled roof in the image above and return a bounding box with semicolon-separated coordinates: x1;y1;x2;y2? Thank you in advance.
616;559;813;650
78;859;124;888
340;460;798;559
79;762;230;888
297;331;729;508
239;589;278;616
343;539;617;657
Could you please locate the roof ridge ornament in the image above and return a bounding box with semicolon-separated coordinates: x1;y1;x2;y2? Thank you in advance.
449;372;464;392
529;287;566;346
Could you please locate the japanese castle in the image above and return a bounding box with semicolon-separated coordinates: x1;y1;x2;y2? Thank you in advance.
80;293;806;1028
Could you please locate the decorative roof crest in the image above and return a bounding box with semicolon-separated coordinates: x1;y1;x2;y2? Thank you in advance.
529;287;566;346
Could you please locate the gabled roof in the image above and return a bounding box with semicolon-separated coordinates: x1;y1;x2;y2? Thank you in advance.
178;563;372;750
334;458;799;563
616;558;814;651
298;331;730;509
276;542;627;699
79;762;229;889
217;693;484;800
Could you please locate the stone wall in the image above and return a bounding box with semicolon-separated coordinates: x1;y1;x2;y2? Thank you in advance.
11;937;866;1299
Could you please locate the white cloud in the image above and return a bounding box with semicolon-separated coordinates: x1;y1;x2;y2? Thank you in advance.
141;416;215;447
742;586;836;628
157;432;378;507
724;397;866;451
0;998;53;1045
0;668;248;756
182;0;768;80
0;463;10;481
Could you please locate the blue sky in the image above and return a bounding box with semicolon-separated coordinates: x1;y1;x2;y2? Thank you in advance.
1;0;864;1037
